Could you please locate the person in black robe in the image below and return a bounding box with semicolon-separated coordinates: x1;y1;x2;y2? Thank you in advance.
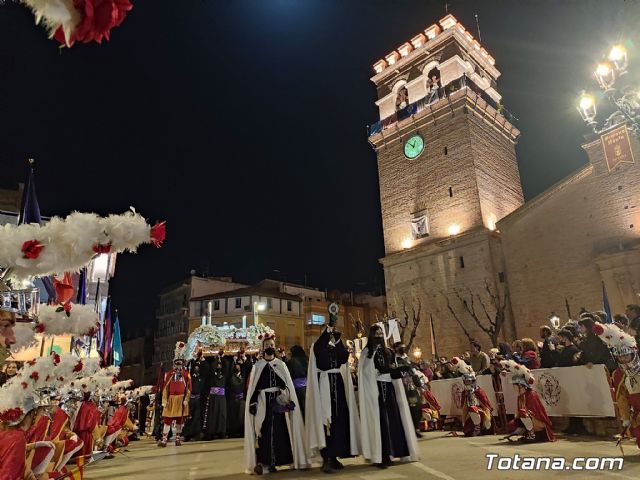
285;346;308;417
183;351;208;441
226;361;246;437
312;326;353;473
249;340;294;474
204;352;228;439
370;327;409;467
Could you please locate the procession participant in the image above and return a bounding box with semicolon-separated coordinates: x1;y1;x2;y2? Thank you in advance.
25;394;64;477
500;360;555;442
0;393;51;480
394;343;425;438
48;392;84;469
593;322;640;448
204;351;228;440
227;360;246;438
74;391;102;456
306;308;360;474
183;349;208;442
420;380;441;431
286;345;308;418
244;333;308;475
145;390;157;437
358;325;419;469
104;395;131;452
158;342;192;447
450;357;493;437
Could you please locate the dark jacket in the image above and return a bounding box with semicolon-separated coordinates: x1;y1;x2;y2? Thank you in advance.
578;333;617;372
556;344;581;367
540;339;557;369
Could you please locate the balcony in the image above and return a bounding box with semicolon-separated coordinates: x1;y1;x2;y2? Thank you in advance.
367;74;518;137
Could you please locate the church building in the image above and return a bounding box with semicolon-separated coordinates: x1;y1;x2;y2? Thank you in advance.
369;14;640;355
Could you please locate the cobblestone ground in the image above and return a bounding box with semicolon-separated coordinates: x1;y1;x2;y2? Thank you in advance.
84;432;640;480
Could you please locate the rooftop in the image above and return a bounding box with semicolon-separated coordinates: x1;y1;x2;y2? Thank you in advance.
191;285;303;303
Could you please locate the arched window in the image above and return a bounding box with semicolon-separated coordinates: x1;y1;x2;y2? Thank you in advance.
426;66;441;92
395;84;409;111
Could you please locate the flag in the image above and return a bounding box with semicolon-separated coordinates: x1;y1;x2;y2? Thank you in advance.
112;311;124;367
602;281;613;324
76;267;87;305
429;314;438;358
19;161;41;225
100;297;113;366
19;162;57;303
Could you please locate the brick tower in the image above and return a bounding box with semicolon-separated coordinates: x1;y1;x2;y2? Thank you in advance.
369;14;524;356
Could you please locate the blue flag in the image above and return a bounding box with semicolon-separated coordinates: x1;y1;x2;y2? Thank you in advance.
76;267;87;305
112;312;124;367
602;281;613;324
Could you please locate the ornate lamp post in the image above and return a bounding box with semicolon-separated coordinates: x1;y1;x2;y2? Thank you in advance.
577;44;639;136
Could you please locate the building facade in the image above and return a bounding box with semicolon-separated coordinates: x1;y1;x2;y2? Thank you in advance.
372;14;640;357
371;14;523;356
152;276;245;365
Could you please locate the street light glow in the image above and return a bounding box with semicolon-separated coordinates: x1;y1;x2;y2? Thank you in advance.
608;45;626;62
579;94;594;110
448;223;461;236
257;303;266;311
401;238;413;249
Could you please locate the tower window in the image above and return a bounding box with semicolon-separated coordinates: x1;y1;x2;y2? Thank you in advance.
235;298;241;309
498;272;505;283
395;85;409;111
448;187;453;197
444;146;448;155
459;256;465;268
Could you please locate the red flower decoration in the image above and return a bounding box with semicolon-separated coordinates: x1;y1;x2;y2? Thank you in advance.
150;221;166;248
514;365;520;369
178;342;185;348
30;371;39;381
621;336;625;340
0;407;24;423
58;376;64;382
451;358;458;365
35;324;45;334
21;382;28;389
86;326;98;336
112;377;118;384
528;378;534;385
22;240;44;259
55;0;133;46
592;323;604;336
63;302;73;314
73;361;83;373
92;243;112;254
27;360;36;367
52;352;61;365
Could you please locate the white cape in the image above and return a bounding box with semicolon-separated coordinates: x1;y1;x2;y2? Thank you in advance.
244;358;309;473
357;346;420;464
305;338;360;461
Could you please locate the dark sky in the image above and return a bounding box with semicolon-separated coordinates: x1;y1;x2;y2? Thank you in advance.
1;0;638;336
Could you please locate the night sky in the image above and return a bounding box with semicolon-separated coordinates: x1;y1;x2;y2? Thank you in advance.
1;0;638;337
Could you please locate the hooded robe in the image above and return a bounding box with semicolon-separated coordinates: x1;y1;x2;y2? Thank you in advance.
358;345;419;464
306;328;360;461
243;358;309;473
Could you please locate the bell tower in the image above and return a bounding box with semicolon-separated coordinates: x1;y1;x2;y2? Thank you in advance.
370;14;524;355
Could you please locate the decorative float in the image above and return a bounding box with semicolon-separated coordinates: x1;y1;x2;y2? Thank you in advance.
185;323;275;359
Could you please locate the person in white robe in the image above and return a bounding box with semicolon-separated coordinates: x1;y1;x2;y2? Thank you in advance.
244;334;309;475
358;325;419;468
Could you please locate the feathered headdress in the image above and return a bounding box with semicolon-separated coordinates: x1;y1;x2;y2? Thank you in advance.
258;332;276;343
174;341;187;363
593;322;636;357
449;356;475;381
500;359;535;388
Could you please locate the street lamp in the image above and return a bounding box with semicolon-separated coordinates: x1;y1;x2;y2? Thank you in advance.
412;346;423;362
253;301;266;326
577;42;639;136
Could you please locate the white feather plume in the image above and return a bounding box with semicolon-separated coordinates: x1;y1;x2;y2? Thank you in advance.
37;304;98;336
10;323;38;353
20;0;81;44
0;210;158;280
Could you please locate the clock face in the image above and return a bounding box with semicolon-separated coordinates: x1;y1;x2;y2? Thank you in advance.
404;134;424;159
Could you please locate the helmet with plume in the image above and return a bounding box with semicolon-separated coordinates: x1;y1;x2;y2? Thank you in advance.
500;359;535;389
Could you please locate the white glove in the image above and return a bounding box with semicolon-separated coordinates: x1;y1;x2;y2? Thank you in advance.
622;419;631;428
183;400;188;406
